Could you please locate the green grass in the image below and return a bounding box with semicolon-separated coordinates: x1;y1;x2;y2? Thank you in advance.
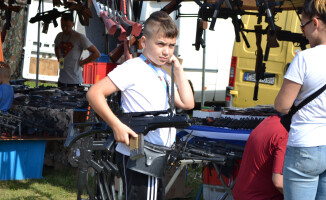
0;165;203;200
24;81;57;88
0;166;78;200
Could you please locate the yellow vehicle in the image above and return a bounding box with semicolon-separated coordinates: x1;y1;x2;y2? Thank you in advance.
225;10;307;108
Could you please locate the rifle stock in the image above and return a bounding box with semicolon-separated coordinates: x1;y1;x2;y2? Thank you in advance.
109;35;136;63
100;11;120;37
117;14;132;37
160;0;183;14
117;23;127;41
123;16;142;36
194;18;207;51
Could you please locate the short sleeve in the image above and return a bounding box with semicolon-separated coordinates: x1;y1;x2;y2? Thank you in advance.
108;59;137;91
79;34;93;50
54;33;61;47
284;52;306;85
272;132;288;174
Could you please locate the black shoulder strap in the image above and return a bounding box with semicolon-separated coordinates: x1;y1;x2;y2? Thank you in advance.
290;83;326;115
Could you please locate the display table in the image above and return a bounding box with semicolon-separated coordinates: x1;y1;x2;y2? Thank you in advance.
179;125;252;146
175;125;252;200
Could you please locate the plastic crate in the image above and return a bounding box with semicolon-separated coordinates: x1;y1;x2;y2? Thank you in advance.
83;63;94;84
83;62;117;84
203;160;241;186
95;53;110;63
0;140;46;180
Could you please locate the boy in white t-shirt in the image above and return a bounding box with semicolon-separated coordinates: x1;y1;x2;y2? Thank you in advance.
86;11;194;200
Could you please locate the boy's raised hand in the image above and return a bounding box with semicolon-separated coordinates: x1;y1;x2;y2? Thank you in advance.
163;54;182;70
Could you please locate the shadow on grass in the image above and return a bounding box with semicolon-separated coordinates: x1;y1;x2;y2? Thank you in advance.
0;179;56;200
0;166;78;200
42;166;78;190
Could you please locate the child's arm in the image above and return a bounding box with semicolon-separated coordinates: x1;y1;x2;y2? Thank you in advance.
86;76;138;146
164;55;195;110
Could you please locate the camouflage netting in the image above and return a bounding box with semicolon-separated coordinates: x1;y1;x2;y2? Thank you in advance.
0;0;27;79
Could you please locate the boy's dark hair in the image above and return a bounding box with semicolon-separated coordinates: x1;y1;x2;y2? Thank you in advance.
303;0;326;23
61;12;74;22
143;11;178;39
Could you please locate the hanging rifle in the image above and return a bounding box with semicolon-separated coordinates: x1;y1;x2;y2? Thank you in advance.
1;0;21;43
67;0;93;26
109;32;136;63
122;14;142;36
253;25;265;101
160;0;183;14
244;26;309;54
119;0;142;37
100;10;121;38
29;8;64;34
231;12;250;48
276;29;309;50
110;0;126;41
0;0;21;12
108;0;182;63
209;0;232;31
117;11;132;37
194;18;207;51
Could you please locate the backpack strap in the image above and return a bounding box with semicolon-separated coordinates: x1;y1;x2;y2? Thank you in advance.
289;83;326;115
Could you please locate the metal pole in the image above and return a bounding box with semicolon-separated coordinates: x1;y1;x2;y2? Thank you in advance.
35;1;43;88
200;29;206;108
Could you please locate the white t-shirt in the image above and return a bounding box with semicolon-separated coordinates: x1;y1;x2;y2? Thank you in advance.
284;45;326;147
108;57;176;156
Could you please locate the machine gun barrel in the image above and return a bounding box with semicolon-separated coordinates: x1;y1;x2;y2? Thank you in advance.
65;110;191;148
29;8;63;27
276;30;309;50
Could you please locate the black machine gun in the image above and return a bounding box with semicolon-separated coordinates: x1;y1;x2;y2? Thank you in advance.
1;0;22;43
29;8;64;33
64;109;190;199
253;25;265;101
243;25;310;60
241;25;309;100
65;109;191;159
273;28;309;50
0;112;21;137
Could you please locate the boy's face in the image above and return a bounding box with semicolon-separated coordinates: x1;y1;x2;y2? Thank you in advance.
141;33;176;67
61;19;74;35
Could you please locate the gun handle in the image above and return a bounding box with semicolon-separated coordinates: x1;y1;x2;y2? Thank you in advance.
160;0;182;14
253;83;259;101
118;24;127;41
109;36;136;63
119;17;132;37
109;42;124;63
53;19;58;27
264;44;270;61
240;29;250;48
129;134;144;160
124;17;142;36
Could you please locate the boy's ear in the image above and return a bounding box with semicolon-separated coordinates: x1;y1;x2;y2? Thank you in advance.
140;35;146;49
